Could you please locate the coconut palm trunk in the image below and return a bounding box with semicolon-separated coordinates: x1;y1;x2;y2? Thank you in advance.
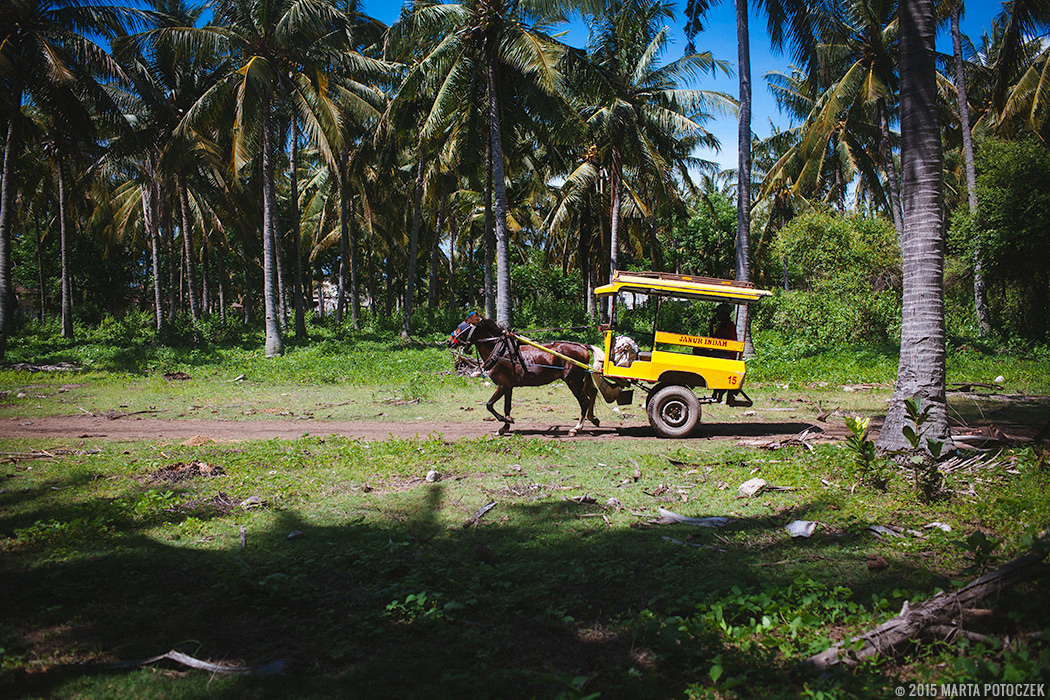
607;150;622;321
162;188;177;320
735;0;754;357
488;61;512;328
878;98;904;238
402;150;424;339
483;132;495;319
142;176;164;330
337;147;349;325
289;116;307;339
348;196;360;328
35;208;45;320
448;206;456;314
57;160;73;339
878;0;951;451
260;97;285;357
428;174;449;322
951;1;991;333
177;171;201;321
0;116;18;359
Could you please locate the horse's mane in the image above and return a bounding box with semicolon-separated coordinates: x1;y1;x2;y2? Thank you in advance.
473;315;505;340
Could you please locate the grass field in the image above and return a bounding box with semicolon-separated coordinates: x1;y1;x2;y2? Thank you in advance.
2;330;1049;699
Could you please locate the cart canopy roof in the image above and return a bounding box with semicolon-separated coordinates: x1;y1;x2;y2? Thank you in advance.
595;271;773;303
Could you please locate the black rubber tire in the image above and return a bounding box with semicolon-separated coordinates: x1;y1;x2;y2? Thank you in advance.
646;385;701;438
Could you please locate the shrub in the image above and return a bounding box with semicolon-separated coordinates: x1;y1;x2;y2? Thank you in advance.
767;210;900;344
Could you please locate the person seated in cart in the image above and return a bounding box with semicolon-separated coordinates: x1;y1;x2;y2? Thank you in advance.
708;304;738;360
692;303;738;360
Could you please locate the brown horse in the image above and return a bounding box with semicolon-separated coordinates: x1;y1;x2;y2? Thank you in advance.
449;313;600;436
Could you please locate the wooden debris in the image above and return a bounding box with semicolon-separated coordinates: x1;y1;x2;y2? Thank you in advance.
464;500;496;528
738;428;825;451
805;531;1050;672
6;362;77;372
938;450;1002;474
101;649;288;676
654;508;730;527
0;447;101;463
947;381;1004;393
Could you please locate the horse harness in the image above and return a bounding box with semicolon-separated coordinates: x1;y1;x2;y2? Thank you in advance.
453;320;587;374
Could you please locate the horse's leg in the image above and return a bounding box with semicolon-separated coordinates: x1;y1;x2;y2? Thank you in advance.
565;372;589;436
585;374;600;427
503;387;514;424
486;385;508;427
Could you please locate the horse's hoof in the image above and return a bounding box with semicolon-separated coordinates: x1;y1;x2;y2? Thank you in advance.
568;428;578;437
498;424;509;435
590;418;601;427
505;417;515;424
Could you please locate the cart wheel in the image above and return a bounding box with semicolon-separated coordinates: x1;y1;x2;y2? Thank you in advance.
647;385;701;438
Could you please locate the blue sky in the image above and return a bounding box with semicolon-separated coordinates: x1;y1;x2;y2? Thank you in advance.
361;0;1005;171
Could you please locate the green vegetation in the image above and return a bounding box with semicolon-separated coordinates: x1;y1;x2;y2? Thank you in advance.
2;431;1048;699
1;330;1049;698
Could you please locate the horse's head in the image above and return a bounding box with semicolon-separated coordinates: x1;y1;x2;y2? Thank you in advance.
448;312;484;347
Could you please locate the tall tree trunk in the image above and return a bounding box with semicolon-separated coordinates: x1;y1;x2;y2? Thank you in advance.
878;0;951;450
35;207;46;320
315;262;324;319
448;200;456;314
260;98;285;357
142;177;163;330
878;98;904;239
201;237;211;316
289;116;307;339
402;151;424;339
483;130;495;319
735;0;755;357
348;196;360;328
488;60;512;328
384;255;394;316
216;239;227;322
580;196;596;320
274;222;287;331
428;174;449;322
648;213;664;272
337;146;348;325
163;186;177;320
177;171;200;322
57;161;73;339
0;116;18;359
607;150;622;322
952;1;991;333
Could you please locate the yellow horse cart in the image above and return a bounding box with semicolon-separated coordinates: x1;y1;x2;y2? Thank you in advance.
593;271;772;438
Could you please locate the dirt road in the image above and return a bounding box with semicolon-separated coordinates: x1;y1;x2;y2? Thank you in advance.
0;414;844;443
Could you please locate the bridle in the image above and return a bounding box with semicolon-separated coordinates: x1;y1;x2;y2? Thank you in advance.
449;313;527;373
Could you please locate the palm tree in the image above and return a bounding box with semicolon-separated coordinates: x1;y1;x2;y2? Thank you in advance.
0;0;140;354
390;0;571;328
109;0;233;328
987;0;1050;123
759;0;903;233
949;0;991;333
877;0;951;451
180;0;343;357
577;0;732;319
685;0;813;354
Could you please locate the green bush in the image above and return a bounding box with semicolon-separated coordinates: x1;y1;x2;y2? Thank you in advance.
767;210;900;344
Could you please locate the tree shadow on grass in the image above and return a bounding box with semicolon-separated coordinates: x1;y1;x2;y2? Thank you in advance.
2;480;1044;700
